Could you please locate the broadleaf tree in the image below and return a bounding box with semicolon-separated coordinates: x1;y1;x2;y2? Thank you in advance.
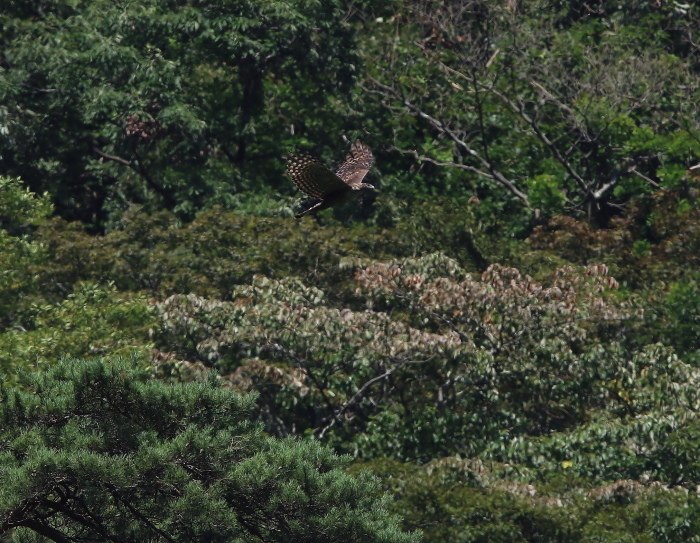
0;0;360;226
362;0;700;227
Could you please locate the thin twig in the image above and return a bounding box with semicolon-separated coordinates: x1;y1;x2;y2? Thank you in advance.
390;146;494;180
317;356;434;439
628;167;664;190
367;78;530;204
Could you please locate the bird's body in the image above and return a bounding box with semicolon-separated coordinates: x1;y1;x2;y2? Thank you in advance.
286;140;375;218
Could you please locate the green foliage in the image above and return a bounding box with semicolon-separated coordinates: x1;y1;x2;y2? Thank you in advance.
361;0;700;227
661;273;700;364
1;0;360;225
356;458;700;543
0;199;491;381
3;1;700;539
0;282;155;378
0;231;45;329
28;202;489;304
526;186;700;368
0;178;51;328
0;177;52;230
153;254;700;473
527;187;700;288
656;420;700;488
0;357;419;542
3;176;700;540
527;174;567;214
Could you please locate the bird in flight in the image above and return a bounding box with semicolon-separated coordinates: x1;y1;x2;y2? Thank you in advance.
286;140;375;218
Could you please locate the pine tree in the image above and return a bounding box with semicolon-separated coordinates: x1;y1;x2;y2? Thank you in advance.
0;357;419;542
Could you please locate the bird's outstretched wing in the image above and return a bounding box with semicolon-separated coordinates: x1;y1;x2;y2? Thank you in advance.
286;151;350;199
335;140;374;188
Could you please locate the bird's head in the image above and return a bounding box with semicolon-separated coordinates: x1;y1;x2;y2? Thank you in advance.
357;183;375;191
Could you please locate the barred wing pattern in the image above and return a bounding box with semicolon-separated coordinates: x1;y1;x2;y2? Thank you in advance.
286;140;375;218
286;151;350;199
335;140;374;188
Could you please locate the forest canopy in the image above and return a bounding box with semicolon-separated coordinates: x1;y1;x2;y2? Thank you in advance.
2;0;700;541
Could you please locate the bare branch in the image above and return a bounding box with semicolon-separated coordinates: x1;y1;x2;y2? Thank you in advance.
592;178;618;201
91;144;177;207
92;146;132;167
485;48;500;69
628;167;664;191
529;79;581;133
435;60;591;195
317;356;434;439
263;343;341;428
104;483;176;543
390;146;495;181
367;78;530;204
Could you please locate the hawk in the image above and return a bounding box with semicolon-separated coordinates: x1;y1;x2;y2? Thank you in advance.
287;140;375;218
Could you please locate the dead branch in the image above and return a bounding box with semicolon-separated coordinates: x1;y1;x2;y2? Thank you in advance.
367;78;530;204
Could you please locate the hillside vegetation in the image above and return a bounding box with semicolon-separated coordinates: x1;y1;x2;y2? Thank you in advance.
2;1;700;541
